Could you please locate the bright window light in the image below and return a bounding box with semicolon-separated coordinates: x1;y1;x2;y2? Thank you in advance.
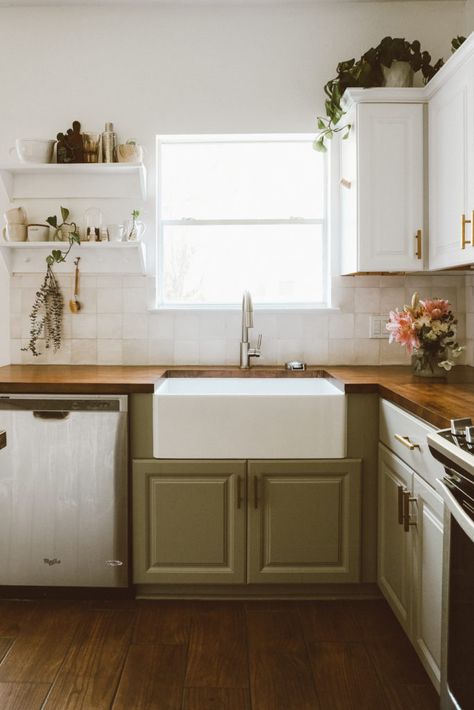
156;134;328;307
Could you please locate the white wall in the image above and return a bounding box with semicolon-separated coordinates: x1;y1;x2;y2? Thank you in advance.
1;1;468;366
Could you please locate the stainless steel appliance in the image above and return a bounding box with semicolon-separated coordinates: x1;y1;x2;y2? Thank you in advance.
428;419;474;710
0;394;128;588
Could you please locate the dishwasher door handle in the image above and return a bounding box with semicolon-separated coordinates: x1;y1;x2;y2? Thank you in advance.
0;431;6;449
33;411;70;420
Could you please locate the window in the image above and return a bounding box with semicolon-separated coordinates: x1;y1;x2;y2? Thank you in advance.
156;134;328;308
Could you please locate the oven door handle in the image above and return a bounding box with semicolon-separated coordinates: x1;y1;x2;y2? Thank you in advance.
436;477;474;543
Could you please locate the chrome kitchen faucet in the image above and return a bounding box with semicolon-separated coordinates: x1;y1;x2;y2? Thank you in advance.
240;290;262;368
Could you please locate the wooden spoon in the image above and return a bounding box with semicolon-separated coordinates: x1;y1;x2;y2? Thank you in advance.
69;257;81;313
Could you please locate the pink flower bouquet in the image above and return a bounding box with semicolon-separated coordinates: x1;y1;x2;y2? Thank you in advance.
387;292;464;374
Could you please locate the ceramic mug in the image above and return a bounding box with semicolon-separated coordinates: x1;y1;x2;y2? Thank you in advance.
4;207;27;224
3;224;27;242
107;223;125;241
27;224;50;242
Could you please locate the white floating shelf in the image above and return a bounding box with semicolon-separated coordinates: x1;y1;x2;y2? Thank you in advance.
0;163;147;200
0;241;146;274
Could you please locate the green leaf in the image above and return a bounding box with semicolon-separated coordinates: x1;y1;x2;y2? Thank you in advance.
46;255;54;266
46;216;57;229
317;117;326;130
71;233;81;245
60;206;69;223
313;137;327;153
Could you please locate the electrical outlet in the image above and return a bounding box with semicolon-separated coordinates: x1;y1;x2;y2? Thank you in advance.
369;315;389;339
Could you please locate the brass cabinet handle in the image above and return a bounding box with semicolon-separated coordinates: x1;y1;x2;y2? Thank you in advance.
461;212;474;249
394;434;420;451
254;476;259;509
415;229;422;260
403;490;417;533
397;485;405;525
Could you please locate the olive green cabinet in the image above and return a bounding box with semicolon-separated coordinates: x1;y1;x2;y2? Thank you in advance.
247;460;362;583
133;458;362;585
133;460;246;584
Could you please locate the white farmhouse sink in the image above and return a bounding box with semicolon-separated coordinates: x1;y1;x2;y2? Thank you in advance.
153;377;346;459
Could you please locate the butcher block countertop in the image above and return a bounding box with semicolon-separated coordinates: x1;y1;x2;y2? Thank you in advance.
1;364;474;428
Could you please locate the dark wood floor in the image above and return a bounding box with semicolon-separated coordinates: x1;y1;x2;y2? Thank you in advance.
0;597;439;710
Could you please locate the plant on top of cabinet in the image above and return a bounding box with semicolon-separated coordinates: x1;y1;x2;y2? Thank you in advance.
386;292;464;376
314;37;443;152
451;35;466;53
22;207;80;356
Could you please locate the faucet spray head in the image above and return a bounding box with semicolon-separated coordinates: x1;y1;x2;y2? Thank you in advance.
242;290;254;329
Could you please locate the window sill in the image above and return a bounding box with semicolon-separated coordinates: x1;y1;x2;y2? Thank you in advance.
148;304;340;314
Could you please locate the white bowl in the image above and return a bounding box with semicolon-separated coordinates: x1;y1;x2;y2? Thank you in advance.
15;139;55;164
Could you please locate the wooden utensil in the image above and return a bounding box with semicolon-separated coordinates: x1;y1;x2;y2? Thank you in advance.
69;257;81;313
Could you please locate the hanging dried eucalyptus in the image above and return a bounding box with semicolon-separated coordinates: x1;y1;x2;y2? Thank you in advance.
22;207;80;357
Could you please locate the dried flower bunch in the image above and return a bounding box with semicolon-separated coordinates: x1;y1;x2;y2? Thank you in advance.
22;206;80;357
22;266;64;357
386;292;464;372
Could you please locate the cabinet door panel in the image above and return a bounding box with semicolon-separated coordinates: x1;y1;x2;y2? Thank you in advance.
378;444;413;634
359;103;424;272
133;460;246;584
412;473;444;690
247;460;361;584
429;59;474;269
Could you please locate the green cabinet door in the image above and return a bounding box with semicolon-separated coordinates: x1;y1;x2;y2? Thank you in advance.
133;460;247;584
247;459;362;584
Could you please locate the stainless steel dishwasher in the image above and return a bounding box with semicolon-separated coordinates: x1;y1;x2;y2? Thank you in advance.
0;394;128;588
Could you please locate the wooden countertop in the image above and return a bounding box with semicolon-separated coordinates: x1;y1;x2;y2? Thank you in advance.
1;364;474;428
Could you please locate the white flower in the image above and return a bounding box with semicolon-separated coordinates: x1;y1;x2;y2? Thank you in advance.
452;346;465;359
439;360;453;371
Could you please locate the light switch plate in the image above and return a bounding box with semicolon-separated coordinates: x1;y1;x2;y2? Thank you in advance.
369;315;389;339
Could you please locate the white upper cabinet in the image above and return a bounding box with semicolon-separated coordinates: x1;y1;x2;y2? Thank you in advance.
340;94;424;274
428;52;474;269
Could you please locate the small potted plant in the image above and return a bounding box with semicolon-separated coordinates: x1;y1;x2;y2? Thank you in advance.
314;37;443;152
46;206;80;243
386;292;464;377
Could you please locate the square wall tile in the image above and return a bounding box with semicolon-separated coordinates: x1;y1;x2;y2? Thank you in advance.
148;312;174;340
97;339;123;365
174;339;199;365
123;314;147;340
97;288;123;314
148;339;174;364
71;340;97;365
71;314;97;340
354;288;381;314
123;287;147;313
123;339;148;365
97;314;122;339
329;313;354;339
199;339;227;365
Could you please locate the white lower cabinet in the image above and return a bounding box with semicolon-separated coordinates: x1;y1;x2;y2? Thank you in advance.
133;458;362;586
378;443;444;691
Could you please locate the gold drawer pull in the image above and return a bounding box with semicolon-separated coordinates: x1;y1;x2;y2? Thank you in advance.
394;434;420;451
461;212;474;249
403;490;417;532
415;229;422;260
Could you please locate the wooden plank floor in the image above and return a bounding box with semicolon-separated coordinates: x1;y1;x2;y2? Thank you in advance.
0;598;439;710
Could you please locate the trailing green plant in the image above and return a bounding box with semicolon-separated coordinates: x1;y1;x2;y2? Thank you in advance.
451;35;466;53
314;37;444;152
22;207;80;357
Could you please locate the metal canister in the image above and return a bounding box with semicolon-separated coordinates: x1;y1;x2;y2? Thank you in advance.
101;122;117;163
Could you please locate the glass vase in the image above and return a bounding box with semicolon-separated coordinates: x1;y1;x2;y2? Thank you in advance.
411;353;447;379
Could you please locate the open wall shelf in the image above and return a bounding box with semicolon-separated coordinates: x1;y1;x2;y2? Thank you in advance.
0;163;147;200
0;241;146;274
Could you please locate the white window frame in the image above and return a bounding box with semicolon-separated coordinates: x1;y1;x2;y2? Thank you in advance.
155;133;330;311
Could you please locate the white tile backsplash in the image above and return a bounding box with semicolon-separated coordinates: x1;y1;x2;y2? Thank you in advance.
10;272;469;367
